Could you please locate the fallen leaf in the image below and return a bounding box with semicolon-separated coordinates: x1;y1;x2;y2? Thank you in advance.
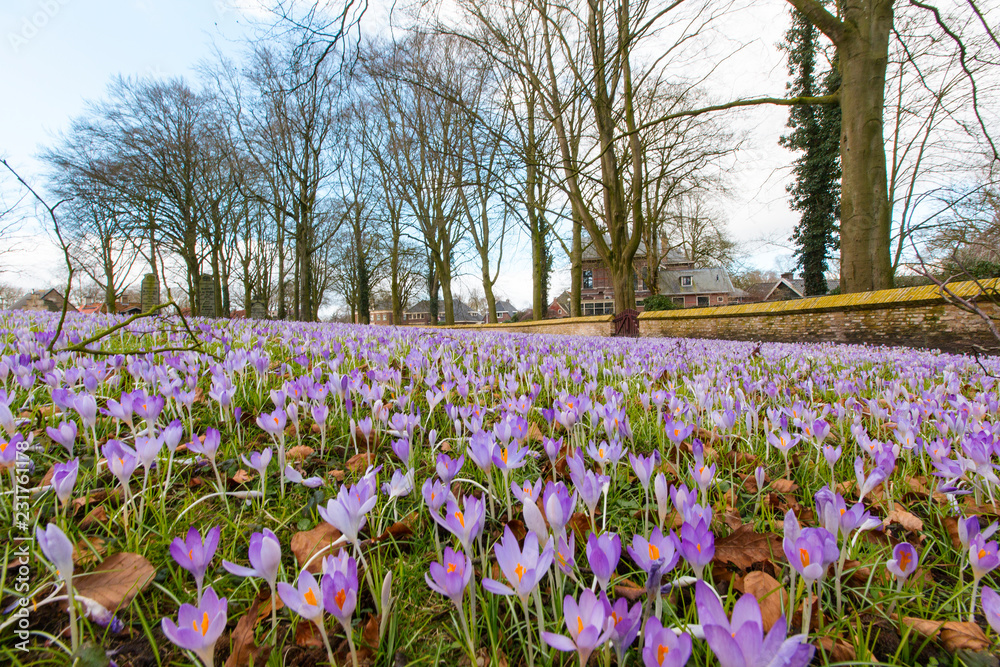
328;469;345;482
231;469;253;484
72;537;107;567
295;620;323;647
286;445;314;461
291;523;343;573
942;516;963;550
899;617;990;652
527;423;544;443
346;452;375;473
885;503;923;533
368;512;418;547
816;636;856;662
225;595;273;667
713;523;783;571
506;520;527;541
72;552;156;612
771;479;799;494
310;423;321;435
80;506;108;529
567;513;594;542
722;510;744;531
742;571;786;631
362;614;380;649
613;585;645;602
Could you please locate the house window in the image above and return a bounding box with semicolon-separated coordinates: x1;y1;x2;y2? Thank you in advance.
680;276;693;287
583;270;593;289
697;296;709;307
672;297;684;306
633;271;638;290
583;301;615;316
717;296;724;303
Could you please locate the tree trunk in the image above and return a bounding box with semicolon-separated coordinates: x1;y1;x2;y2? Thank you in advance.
570;214;582;317
276;207;287;320
610;258;637;312
838;2;893;292
531;217;545;320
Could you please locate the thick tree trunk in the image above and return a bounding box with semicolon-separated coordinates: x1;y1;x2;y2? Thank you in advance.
610;259;637;312
440;268;455;325
531;218;545;320
838;3;893;292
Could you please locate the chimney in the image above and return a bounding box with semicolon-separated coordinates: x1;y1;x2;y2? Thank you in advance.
781;272;794;281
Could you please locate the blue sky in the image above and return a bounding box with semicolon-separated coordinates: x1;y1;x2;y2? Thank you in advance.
0;0;801;311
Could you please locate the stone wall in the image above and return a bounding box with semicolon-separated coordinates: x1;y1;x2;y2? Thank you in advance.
434;281;999;355
445;314;613;337
639;280;1000;355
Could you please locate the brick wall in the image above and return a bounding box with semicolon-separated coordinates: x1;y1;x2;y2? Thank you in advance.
435;281;1000;355
444;314;614;337
639;280;1000;355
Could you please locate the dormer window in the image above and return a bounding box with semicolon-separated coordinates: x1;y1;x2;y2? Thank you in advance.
680;275;693;287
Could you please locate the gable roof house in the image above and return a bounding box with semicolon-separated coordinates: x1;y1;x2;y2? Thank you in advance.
403;299;482;325
580;239;739;313
491;299;519;323
12;289;77;314
745;273;841;303
547;290;571;319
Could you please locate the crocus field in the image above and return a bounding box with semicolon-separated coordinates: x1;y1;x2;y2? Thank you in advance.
5;312;1000;667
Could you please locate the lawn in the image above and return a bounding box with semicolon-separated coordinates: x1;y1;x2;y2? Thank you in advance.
3;310;1000;667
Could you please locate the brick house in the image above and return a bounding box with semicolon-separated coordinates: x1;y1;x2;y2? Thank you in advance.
369;300;396;325
547;291;571;318
12;289;77;313
403;299;482;325
581;243;738;313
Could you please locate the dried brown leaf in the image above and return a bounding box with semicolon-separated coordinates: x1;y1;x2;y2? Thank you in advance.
72;552;155;612
816;636;857;662
346;452;375;473
900;617;990;652
286;445;314;461
713;523;783;571
742;571;786;631
225;595;272;667
291;523;343;573
885;503;923;533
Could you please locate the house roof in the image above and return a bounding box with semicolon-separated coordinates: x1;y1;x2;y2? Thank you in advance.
12;289;77;313
405;299;481;323
494;299;518;314
747;277;840;301
658;268;737;296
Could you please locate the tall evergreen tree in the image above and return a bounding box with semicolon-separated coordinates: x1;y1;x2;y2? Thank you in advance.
780;8;841;296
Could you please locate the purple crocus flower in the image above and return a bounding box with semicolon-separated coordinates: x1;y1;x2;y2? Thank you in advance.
627;527;680;579
467;430;497;472
629;451;657;491
382;468;415;499
600;591;642;664
277;568;325;623
664;419;693;444
188;428;221;462
222;528;282;591
543;436;563;472
257;408;287;436
422;477;451;513
654;473;670;528
170;526;221;603
513;477;543;505
161;586;227;667
556;533;576;575
970;533;1000;581
577;469;610;519
51;458;79;507
432;495;486;554
982;586;1000;634
36;522;74;581
586;531;621;591
284;465;324;488
642;616;692;667
543;481;577;539
103;439;138;487
887;543;918;582
46;420;77;456
318;483;378;546
678;519;714;579
425;547;474;605
540;588;613;666
321;557;358;630
787;527;839;584
241;448;272;476
696;580;814;667
436;453;464;487
482;526;553;604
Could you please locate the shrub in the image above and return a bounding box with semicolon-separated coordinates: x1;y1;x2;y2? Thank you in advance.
643;294;683;311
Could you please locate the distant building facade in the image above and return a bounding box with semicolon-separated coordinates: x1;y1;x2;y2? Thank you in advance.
745;273;840;302
580;243;738;313
12;289;77;313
